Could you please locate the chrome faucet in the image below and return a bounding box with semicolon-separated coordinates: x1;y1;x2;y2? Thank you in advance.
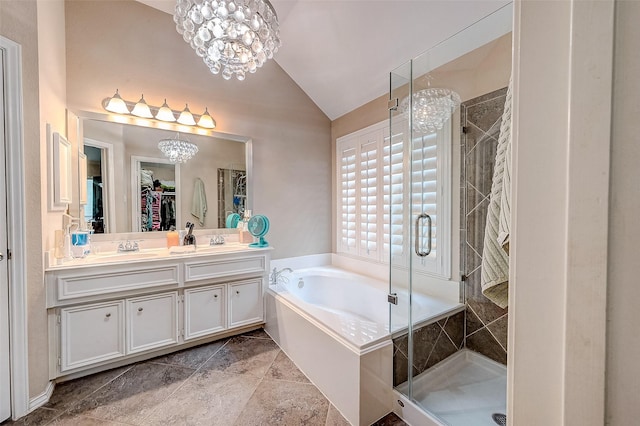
210;235;225;245
117;240;139;253
270;267;293;285
183;222;196;246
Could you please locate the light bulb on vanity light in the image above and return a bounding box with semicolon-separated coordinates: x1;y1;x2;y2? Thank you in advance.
196;107;216;129
131;94;154;118
155;99;176;122
104;89;130;114
177;104;196;126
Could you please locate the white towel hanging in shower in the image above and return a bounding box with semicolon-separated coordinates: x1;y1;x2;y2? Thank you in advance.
480;76;512;309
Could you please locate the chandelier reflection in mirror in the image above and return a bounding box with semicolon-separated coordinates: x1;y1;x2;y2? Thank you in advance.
401;88;461;134
158;134;199;163
173;0;282;81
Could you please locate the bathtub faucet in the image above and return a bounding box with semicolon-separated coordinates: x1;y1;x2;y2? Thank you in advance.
270;267;293;285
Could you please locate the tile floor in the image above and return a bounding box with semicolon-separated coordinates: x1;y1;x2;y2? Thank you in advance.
2;329;406;426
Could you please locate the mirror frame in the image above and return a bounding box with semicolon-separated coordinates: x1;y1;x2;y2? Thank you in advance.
72;109;254;232
48;124;73;211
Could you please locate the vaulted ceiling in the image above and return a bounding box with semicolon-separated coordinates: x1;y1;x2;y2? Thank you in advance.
137;0;510;120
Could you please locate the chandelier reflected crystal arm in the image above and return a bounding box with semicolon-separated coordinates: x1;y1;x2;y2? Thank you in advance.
400;88;461;134
174;0;282;81
158;134;199;163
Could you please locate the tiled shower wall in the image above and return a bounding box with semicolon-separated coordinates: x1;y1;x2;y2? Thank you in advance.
392;87;510;386
392;310;465;386
461;87;509;365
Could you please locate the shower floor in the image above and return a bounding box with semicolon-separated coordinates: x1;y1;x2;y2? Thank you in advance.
397;349;507;426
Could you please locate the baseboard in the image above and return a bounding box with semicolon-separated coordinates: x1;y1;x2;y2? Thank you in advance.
28;381;54;412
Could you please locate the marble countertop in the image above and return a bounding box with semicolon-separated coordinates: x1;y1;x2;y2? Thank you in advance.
45;243;271;271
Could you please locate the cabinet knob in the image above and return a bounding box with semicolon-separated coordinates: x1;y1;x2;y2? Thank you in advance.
236;290;240;295
138;307;143;312
105;313;111;318
214;294;218;299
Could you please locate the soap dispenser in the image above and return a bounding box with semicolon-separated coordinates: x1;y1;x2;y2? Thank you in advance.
167;226;179;248
62;225;73;261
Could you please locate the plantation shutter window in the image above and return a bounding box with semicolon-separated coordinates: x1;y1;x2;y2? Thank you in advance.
336;119;451;279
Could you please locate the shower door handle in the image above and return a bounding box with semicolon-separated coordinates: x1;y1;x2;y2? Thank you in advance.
415;213;432;257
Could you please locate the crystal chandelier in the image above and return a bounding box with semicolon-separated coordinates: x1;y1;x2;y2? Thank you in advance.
158;134;199;163
401;88;461;134
173;0;282;81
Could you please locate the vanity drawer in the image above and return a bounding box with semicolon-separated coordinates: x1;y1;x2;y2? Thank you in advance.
50;265;180;304
184;254;266;283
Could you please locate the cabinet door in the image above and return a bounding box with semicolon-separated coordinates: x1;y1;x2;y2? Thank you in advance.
229;279;263;327
60;301;125;372
127;292;178;354
184;285;225;340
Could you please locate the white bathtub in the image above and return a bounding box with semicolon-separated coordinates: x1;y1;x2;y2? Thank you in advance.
270;266;459;351
265;260;462;425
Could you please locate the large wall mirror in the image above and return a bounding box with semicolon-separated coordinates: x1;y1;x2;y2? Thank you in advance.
76;113;252;234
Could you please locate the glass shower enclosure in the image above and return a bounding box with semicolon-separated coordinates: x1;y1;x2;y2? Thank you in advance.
388;4;512;425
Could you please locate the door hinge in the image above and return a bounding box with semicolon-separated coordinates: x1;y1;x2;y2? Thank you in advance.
388;98;399;111
461;126;469;134
57;314;61;324
461;274;467;282
387;293;398;305
7;250;11;260
57;357;61;367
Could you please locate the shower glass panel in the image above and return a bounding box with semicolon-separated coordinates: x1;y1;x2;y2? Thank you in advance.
389;3;512;423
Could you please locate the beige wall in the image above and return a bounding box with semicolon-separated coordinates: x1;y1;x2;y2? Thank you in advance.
65;0;332;259
37;0;68;399
607;1;640;424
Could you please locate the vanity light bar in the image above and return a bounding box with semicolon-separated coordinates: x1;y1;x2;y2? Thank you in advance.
102;90;216;129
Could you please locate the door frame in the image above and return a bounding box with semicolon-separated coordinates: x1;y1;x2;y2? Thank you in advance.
1;35;29;420
83;138;117;233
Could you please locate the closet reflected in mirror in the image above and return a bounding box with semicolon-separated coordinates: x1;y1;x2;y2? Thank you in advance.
132;156;181;232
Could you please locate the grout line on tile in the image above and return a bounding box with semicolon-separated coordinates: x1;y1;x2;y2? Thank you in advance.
467;304;487;328
34;407;63;426
485;325;507;353
465;193;490;217
231;376;265;426
467;263;481;277
53;365;136;419
136;364;201;425
484;314;509;352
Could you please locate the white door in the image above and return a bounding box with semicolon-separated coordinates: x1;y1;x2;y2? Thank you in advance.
0;48;12;422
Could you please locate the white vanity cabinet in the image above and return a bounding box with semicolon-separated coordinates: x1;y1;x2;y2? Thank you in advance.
229;279;263;327
127;292;178;354
46;248;270;380
184;285;225;341
59;300;125;372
